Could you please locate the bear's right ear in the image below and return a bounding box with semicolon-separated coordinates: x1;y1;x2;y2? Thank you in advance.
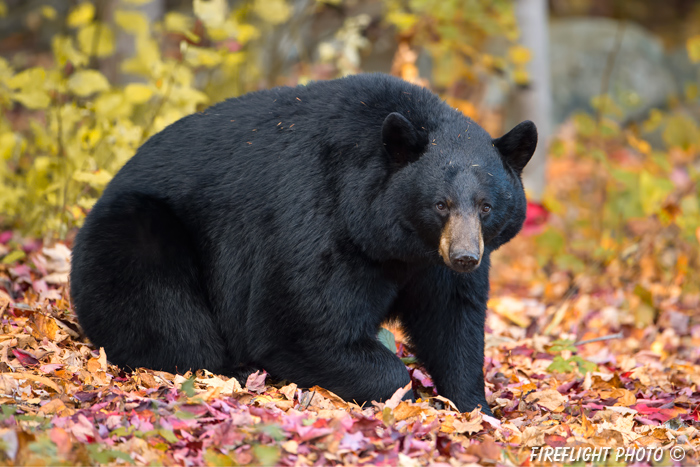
382;112;427;165
493;120;538;175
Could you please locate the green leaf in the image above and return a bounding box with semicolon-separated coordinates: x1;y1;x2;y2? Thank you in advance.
258;424;285;441
174;409;197;419
180;375;197;397
253;445;280;465
569;355;597;374
0;405;17;420
2;250;26;264
548;355;574;373
377;328;396;353
158;428;178;443
547;339;577;354
87;445;134;464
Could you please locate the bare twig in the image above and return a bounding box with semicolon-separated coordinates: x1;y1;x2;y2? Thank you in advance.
575;332;624;346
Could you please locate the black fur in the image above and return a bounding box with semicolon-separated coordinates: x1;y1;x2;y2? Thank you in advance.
70;74;536;414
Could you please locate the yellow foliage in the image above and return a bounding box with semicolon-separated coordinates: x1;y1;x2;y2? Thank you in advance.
0;1;6;18
124;84;154;104
686;35;700;63
508;45;531;65
77;23;116;57
185;46;223;67
41;6;57;20
73;170;113;188
68;70;110;97
253;0;292;25
165;12;194;34
194;0;228;29
115;10;150;37
52;35;89;68
7;67;46;90
67;2;95;28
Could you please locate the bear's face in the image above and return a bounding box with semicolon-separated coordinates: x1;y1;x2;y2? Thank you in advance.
382;114;537;273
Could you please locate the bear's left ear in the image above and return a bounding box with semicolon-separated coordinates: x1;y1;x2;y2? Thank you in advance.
382;112;428;165
493;120;538;175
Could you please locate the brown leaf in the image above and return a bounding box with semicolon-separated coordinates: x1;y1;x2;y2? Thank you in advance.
524;389;566;411
465;435;501;462
385;382;412;409
279;383;297;401
452;407;484;434
38;399;66;415
86;358;101;373
29;313;58;341
0;372;59;392
393;401;424;422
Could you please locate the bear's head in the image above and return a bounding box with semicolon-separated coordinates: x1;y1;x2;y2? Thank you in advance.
382;112;537;273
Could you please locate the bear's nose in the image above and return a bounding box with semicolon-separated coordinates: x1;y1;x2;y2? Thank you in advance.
450;251;480;273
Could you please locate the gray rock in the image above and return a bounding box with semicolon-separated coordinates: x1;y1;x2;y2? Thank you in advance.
549;18;679;124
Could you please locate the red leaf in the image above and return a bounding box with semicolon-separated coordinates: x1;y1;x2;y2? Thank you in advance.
522;201;549;236
12;348;39;367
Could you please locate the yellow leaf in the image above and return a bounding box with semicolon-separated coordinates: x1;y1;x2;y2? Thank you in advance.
94;93;130;119
386;11;418;31
0;1;7;18
12;90;51;109
67;2;95;28
639;171;674;216
77;197;97;210
687;35;700;63
124;83;154;104
508;45;531;65
194;0;228;29
0;132;16;159
52;35;89;68
223;51;246;67
68;69;110;96
165;12;194;33
235;24;260;44
253;0;291;25
512;67;529;85
73;169;113;187
115;10;149;36
7;67;45;90
77;23;116;57
41;6;57;20
33;156;52;173
185;46;222;67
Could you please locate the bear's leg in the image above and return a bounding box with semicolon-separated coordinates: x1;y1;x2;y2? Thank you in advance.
394;265;492;415
256;336;411;406
71;193;226;375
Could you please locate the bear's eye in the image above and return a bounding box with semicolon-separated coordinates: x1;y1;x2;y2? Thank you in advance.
481;204;492;214
435;201;447;212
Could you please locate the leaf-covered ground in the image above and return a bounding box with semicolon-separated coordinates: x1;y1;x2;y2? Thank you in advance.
1;156;700;466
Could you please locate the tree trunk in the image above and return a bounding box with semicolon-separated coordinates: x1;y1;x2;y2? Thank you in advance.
511;0;551;202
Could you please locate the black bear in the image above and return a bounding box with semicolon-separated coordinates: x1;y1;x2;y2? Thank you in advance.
71;73;536;414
